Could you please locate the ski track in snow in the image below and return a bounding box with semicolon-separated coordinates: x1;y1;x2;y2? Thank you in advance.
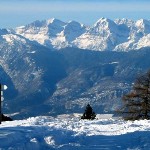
0;114;150;150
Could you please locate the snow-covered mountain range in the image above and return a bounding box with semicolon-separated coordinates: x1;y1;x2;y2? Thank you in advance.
16;18;150;51
0;18;150;119
1;18;150;150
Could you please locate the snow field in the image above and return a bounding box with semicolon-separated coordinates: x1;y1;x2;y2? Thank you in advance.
0;114;150;150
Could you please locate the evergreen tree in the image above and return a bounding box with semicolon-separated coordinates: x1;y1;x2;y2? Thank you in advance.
119;70;150;120
81;104;96;120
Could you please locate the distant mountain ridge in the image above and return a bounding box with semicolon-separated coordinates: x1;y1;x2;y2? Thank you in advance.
16;18;150;51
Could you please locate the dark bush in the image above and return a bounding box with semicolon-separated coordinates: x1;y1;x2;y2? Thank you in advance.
81;104;96;120
2;114;13;121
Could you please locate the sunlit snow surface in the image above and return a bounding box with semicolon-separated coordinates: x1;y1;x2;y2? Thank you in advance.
0;114;150;150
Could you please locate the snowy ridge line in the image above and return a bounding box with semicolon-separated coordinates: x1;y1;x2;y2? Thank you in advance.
0;115;150;149
14;17;150;52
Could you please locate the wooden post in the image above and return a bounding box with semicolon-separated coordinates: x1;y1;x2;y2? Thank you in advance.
0;84;1;124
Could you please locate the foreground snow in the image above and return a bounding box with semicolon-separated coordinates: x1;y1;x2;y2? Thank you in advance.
0;114;150;150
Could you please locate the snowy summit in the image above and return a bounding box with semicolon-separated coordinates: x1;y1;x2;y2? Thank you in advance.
16;18;150;51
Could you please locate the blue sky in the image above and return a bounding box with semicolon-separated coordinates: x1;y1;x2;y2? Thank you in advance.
0;0;150;28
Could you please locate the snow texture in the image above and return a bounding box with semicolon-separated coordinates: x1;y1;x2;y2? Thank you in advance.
0;114;150;150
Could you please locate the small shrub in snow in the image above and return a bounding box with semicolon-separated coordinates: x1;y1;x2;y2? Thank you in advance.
2;114;13;121
81;104;96;120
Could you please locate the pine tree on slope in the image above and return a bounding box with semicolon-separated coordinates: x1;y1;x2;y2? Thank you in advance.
119;70;150;120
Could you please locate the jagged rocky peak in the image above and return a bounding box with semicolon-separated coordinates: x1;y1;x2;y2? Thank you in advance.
64;20;84;31
135;19;150;34
27;18;65;28
0;29;10;35
15;20;46;35
46;18;66;26
46;19;66;36
89;17;118;36
135;19;150;27
62;20;86;41
27;20;46;28
94;17;117;29
16;18;65;34
115;18;134;27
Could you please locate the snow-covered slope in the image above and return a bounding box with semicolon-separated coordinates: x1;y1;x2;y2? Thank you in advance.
16;18;150;51
1;114;150;150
